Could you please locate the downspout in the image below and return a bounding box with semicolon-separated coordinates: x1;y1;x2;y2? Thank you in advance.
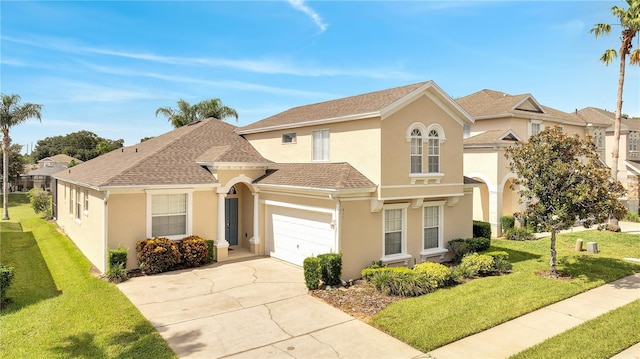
103;190;110;274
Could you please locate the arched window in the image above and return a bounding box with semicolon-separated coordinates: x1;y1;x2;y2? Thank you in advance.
427;130;440;173
410;129;423;173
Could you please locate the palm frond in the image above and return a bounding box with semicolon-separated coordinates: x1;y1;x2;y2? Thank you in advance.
600;49;618;65
590;23;611;38
630;48;640;65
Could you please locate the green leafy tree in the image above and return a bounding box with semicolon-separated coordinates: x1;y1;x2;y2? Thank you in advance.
590;0;640;217
155;98;238;128
31;131;123;162
505;126;627;277
1;94;42;220
0;144;26;185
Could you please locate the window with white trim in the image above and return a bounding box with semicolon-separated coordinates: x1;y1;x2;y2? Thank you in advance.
423;205;441;250
75;188;81;221
593;129;605;150
312;129;329;161
529;121;543;137
151;193;188;237
630;131;638;152
84;189;89;213
427;130;440;173
384;208;403;256
463;124;470;139
410;129;423;173
282;132;296;144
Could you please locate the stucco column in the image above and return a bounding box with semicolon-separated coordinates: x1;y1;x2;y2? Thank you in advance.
249;192;261;253
488;188;503;237
216;191;229;261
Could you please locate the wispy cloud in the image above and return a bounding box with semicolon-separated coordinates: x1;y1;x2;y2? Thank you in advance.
287;0;329;33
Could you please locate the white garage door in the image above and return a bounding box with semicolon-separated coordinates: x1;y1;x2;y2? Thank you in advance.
267;205;336;266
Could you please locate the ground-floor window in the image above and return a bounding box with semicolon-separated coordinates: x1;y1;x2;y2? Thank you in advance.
151;193;188;238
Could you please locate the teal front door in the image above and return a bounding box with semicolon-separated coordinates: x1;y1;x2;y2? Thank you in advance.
225;198;238;245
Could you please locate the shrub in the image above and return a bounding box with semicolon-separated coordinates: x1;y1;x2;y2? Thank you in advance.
27;188;52;218
136;237;181;274
371;271;435;297
303;257;322;290
105;263;128;283
504;227;536;241
317;253;342;286
501;215;515;231
485;251;512;273
447;238;471;263
466;237;491;252
206;240;215;262
473;220;492;239
177;236;209;268
361;266;412;281
413;262;453;287
0;265;16;301
624;211;640;222
108;246;128;269
457;253;495;278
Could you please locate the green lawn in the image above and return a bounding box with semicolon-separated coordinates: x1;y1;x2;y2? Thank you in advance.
371;231;640;353
511;299;640;359
0;195;177;359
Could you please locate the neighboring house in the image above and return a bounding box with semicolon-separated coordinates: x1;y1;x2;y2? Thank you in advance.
577;107;640;213
17;154;83;192
457;89;609;236
53;81;477;280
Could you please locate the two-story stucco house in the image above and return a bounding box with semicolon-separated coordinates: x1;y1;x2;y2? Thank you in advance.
577;107;640;213
53;81;476;280
457;89;610;236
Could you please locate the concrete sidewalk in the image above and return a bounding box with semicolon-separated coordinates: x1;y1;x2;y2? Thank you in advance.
425;273;640;359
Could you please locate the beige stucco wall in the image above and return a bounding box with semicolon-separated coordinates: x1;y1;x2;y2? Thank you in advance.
244;118;382;183
56;182;108;272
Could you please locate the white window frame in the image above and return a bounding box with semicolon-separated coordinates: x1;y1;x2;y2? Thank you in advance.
529;120;543;137
463;124;471;139
68;186;73;217
312;129;330;161
146;190;193;240
410;128;423;174
75;188;81;222
83;188;89;216
381;203;411;264
630;131;638;152
281;132;297;144
421;201;448;258
427;129;440;174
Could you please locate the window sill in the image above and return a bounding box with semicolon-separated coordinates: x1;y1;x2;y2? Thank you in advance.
381;253;412;266
409;173;444;184
420;248;448;261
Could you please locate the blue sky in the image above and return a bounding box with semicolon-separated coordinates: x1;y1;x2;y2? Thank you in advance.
2;0;639;151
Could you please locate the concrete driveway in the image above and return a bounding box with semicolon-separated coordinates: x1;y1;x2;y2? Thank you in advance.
118;257;424;359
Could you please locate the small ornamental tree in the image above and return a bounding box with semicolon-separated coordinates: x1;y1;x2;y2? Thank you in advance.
505;126;627;277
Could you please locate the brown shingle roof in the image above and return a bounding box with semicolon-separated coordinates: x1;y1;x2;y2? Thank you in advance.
464;129;522;146
254;163;376;190
54;119;271;188
457;89;585;124
237;81;432;133
577;107;640;130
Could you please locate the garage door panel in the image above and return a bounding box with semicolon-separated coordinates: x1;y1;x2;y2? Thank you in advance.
268;207;335;266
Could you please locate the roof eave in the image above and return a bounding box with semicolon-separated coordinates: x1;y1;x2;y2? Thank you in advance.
236;112;380;135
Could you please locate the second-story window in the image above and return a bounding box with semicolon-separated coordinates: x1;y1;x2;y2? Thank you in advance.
427;130;440;173
282;132;296;144
630;131;638;152
312;129;330;161
410;129;423;173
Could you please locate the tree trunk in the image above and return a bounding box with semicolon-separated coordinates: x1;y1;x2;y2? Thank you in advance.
549;230;557;278
2;134;10;220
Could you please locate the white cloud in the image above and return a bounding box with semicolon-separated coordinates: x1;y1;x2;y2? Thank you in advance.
287;0;329;33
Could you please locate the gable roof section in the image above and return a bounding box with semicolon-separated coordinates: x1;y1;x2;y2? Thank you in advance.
237;81;473;134
254;163;376;192
577;107;639;130
23;164;68;177
39;154;83;165
464;129;522;147
456;89;587;126
54;119;271;189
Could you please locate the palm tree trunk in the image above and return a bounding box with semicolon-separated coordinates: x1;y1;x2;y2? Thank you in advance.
610;41;628;228
2;135;10;220
549;230;557;278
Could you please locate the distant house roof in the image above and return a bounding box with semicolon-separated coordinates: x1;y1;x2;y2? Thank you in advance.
254;163;376;191
54;119;271;189
23;164;68;177
39;154;83;165
456;89;592;126
577;107;640;131
464;129;522;147
237;81;473;134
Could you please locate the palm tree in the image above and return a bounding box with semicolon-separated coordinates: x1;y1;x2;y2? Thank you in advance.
1;94;43;220
155;98;238;128
590;0;640;198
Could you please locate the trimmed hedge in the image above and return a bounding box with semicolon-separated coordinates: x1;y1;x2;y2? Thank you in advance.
447;237;491;263
473;220;492;239
136;237;181;274
501;215;515;232
317;253;342;286
177;235;209;268
413;262;453;287
0;265;15;301
457;253;495;278
108;246;128;269
504;227;536;241
206;240;215;263
303;257;322;290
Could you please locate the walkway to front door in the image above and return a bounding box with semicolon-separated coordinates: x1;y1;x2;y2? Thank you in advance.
117;258;423;358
